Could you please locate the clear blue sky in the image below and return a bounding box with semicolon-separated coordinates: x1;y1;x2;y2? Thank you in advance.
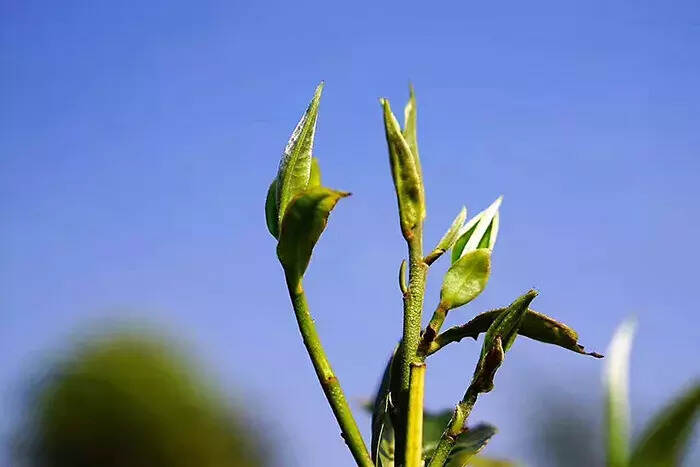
2;1;698;465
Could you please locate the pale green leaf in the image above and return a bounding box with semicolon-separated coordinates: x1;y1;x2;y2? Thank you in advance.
402;84;423;184
276;186;348;287
381;98;425;235
452;198;501;262
451;216;481;263
265;178;279;238
440;249;491;310
629;383;700;467
604;319;635;467
462;197;502;255
435;206;467;253
276;83;324;224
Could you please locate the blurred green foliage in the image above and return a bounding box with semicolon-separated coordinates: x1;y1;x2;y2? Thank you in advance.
18;333;267;467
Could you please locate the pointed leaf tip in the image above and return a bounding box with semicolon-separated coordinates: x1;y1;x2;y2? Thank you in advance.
275;84;324;225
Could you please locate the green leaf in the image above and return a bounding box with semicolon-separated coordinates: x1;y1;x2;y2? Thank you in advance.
435;206;467;253
309;157;322;188
431;308;603;358
402;84;423;184
444;424;498;467
452;198;502;262
381;98;426;236
276;83;324;225
471;291;537;393
629;383;700;467
440;249;491;310
604;319;635;467
265;178;279;238
276;186;349;287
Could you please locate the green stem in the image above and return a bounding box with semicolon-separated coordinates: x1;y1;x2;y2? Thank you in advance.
285;275;373;467
396;230;428;466
427;386;479;467
405;362;426;466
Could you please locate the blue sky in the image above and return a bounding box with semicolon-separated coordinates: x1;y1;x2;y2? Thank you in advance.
2;1;699;465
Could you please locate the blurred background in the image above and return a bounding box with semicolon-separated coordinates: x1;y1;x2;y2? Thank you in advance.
1;1;698;465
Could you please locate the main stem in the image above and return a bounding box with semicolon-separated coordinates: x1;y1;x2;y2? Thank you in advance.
285;275;373;467
427;386;479;467
396;230;428;466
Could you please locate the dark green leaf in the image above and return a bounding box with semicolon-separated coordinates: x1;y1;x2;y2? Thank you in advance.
265;178;279;238
440;249;491;310
445;424;498;467
276;83;323;224
431;308;603;358
471;291;537;393
604;319;635;467
381;98;425;236
276;186;349;287
629;383;700;467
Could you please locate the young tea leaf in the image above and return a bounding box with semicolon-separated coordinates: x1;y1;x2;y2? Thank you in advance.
276;83;324;225
277;186;349;287
451;197;501;262
440;249;491;310
381;98;425;237
462;197;502;254
402;84;423;184
435;206;467;254
604;319;635;467
629;383;700;467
